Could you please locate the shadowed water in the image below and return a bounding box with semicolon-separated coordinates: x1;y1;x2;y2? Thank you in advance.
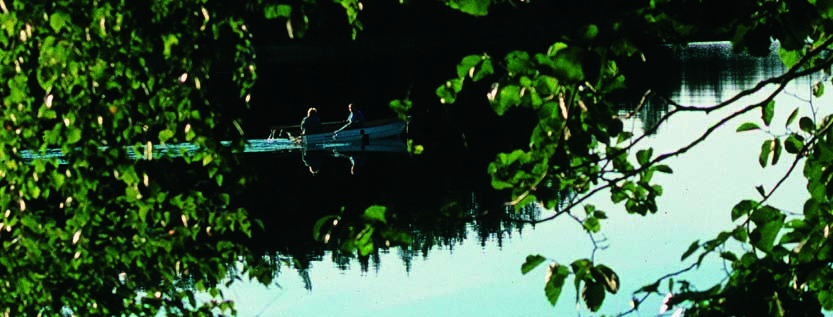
217;42;827;316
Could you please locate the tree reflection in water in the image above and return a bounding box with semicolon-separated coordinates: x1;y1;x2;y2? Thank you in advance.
233;143;548;289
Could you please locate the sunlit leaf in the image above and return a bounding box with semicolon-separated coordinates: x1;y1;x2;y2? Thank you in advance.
363;205;387;224
158;129;175;143
162;33;179;58
49;11;69;33
457;55;482;79
506;51;531;76
446;0;490;16
547;42;568;57
67;129;82;144
778;47;802;68
493;85;522;115
473;58;494;81
264;4;292;19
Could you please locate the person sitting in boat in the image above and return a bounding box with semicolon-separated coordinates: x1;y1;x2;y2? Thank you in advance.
344;103;364;129
301;107;322;135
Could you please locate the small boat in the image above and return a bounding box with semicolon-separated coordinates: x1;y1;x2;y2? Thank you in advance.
268;117;408;145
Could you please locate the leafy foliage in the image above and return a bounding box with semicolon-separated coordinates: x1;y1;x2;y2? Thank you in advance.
8;0;833;316
435;0;833;315
0;0;281;315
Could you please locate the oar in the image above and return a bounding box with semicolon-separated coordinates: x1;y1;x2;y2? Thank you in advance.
333;122;353;135
269;121;343;131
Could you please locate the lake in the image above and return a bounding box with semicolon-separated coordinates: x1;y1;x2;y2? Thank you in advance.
221;42;827;316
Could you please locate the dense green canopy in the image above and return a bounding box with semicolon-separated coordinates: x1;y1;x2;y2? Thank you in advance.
3;0;833;316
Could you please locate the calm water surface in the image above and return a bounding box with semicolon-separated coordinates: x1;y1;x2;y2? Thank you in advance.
221;42;829;316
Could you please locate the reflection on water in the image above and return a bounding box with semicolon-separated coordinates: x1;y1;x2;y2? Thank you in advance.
223;42;825;316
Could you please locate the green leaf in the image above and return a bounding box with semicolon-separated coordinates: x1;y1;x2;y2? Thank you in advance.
719;251;738;262
636;148;653;166
313;215;339;240
570;259;592;278
49;11;69;33
681;240;700;261
759;139;773;167
493;85;522;116
814;81;825;98
446;0;490;16
67;129;82;144
749;206;785;253
521;255;546;274
545;263;570;306
581;24;599;40
784;134;804;154
762;100;775;126
436;78;463;104
593;265;620;294
799;116;815;133
638;280;660;294
547;42;569;57
771;138;781;165
505;51;531;76
654;165;673;174
363;205;387;224
158;129;175;144
551;46;585;83
736;122;761;132
473;59;494;81
732;226;748;242
163;34;179;58
731;200;758;221
755;185;766;197
583;217;601;233
778;47;802;68
583;204;596;214
264;4;292;19
820;289;833;310
457;55;482;79
355;224;375;256
786;108;799;128
582;281;606;312
617;131;633;144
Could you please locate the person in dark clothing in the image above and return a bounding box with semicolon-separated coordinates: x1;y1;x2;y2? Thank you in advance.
301;107;322;135
345;103;364;129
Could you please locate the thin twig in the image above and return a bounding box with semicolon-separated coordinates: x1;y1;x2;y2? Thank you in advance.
615;262;699;317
